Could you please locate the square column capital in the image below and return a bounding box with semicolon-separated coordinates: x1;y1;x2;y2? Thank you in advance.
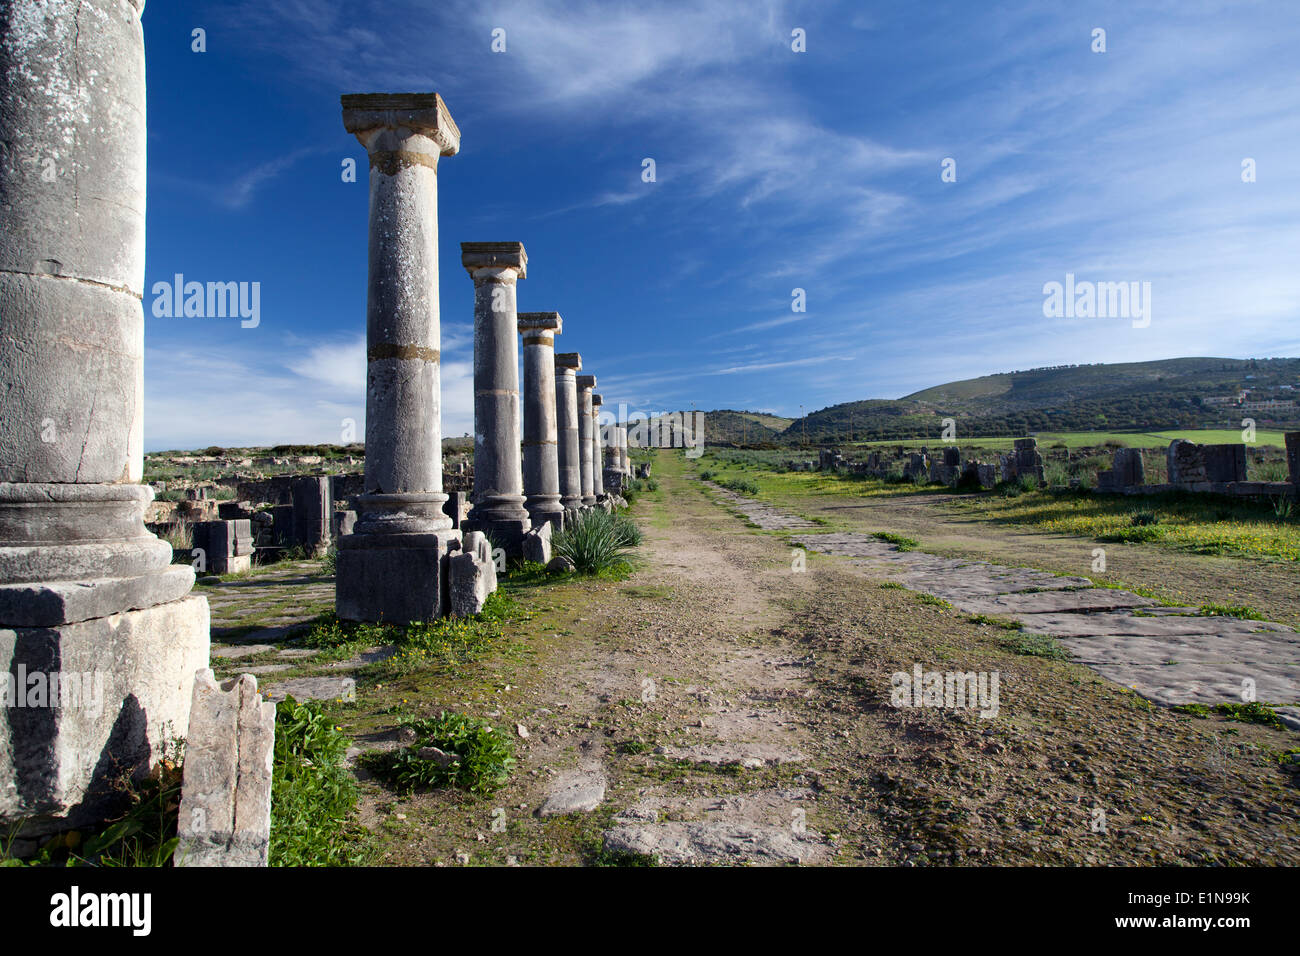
462;242;528;279
555;352;582;371
576;374;597;390
519;312;562;333
341;92;460;156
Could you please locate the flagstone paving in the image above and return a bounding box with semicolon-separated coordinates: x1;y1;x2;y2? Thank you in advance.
753;524;1300;723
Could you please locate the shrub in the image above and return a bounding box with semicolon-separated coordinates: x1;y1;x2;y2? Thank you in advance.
369;712;515;793
553;507;640;573
1129;510;1160;527
719;477;759;495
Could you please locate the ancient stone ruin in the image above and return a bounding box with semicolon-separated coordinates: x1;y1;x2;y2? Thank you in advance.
0;0;210;848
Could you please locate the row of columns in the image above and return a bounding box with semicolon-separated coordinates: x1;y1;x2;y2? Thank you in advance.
335;90;637;624
461;244;634;546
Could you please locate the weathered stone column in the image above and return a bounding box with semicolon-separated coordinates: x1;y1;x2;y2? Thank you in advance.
620;425;632;475
336;93;462;623
518;313;565;528
462;243;531;550
0;0;209;844
592;394;607;499
576;375;597;507
555;354;583;512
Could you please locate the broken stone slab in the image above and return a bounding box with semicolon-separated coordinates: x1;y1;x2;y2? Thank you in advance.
955;588;1157;616
1019;611;1295;638
176;670;276;867
449;550;494;616
1057;632;1300;667
210;643;276;660
261;675;356;703
241;664;292;675
1091;662;1299;708
536;766;607;816
602;822;823;865
522;521;553;565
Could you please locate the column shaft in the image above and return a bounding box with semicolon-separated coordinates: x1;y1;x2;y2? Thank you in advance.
555;354;583;510
576;375;597;506
519;313;564;525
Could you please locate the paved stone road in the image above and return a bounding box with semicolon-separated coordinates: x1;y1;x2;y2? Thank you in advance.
707;483;1299;728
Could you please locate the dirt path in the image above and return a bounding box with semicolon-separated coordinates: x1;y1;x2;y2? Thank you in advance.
331;451;1298;866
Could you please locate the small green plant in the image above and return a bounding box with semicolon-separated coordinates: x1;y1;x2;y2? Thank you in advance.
1271;496;1294;519
1211;701;1283;728
1098;525;1166;543
1198;604;1265;621
1129;510;1160;527
879;581;906;590
369;712;515;794
719;477;759;495
320;541;338;575
968;614;1025;631
1001;631;1070;660
699;469;716;481
872;531;918;551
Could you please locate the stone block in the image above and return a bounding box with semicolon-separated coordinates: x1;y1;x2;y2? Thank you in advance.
1167;440;1206;486
176;670;275;867
335;530;460;623
1288;432;1300;490
0;596;210;837
331;510;357;539
449;551;494;617
1202;444;1247;483
192;520;254;574
522;522;553;565
442;491;468;529
291;477;331;555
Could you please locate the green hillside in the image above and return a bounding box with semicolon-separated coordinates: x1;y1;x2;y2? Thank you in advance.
719;357;1300;445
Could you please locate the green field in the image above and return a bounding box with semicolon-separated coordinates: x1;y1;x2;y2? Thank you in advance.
841;429;1289;451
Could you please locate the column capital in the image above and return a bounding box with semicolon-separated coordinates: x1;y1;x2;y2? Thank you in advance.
592;393;603;407
555;352;582;371
341;92;460;160
462;242;528;281
518;312;562;334
576;374;597;391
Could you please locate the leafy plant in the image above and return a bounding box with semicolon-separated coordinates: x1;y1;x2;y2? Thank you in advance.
369;712;515;794
269;696;365;866
872;531;918;551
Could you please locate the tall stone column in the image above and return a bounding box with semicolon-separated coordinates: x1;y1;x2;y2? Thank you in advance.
592;394;607;499
518;313;565;528
461;243;530;550
555;353;583;512
336;92;461;623
620;424;632;475
576;375;597;507
0;0;209;843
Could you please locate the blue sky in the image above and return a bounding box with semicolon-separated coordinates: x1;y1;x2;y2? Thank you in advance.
140;0;1300;450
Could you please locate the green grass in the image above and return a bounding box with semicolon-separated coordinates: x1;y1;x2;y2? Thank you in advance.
269;696;367;866
873;531;919;551
1198;603;1266;620
954;488;1300;562
1000;631;1072;660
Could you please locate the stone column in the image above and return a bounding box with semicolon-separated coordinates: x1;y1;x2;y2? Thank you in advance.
592;394;606;499
621;425;632;475
555;354;584;511
576;375;598;507
0;0;209;845
336;93;462;623
462;243;530;550
518;313;565;528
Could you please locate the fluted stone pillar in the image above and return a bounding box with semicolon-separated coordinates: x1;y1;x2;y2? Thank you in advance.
592;394;607;499
461;243;531;551
0;0;209;843
576;375;597;507
518;313;564;528
555;353;583;511
620;425;632;475
336;92;461;623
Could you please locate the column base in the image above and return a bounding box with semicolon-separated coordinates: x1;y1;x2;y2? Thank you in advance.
462;516;531;557
0;595;211;842
335;530;461;624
